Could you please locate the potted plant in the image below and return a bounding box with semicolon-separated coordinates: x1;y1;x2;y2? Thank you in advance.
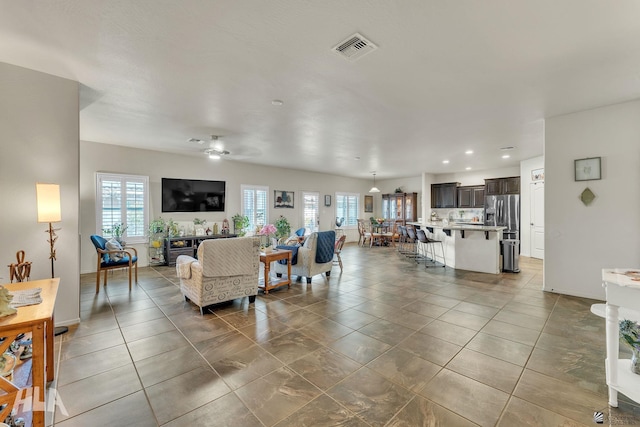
274;215;291;239
167;219;180;237
149;218;167;234
103;222;128;245
232;214;250;237
620;319;640;374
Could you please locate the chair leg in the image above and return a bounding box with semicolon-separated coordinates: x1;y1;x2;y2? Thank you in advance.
95;271;100;293
104;269;108;287
134;262;138;284
249;295;256;303
338;254;343;271
128;262;132;291
306;277;311;283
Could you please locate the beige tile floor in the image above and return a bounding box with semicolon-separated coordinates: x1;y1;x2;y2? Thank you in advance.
51;244;640;426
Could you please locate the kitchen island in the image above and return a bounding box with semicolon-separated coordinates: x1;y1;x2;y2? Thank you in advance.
407;221;506;274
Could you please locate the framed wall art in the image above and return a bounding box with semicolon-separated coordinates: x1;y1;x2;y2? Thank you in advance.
364;195;373;213
531;168;544;182
574;157;601;181
274;190;294;208
324;195;331;207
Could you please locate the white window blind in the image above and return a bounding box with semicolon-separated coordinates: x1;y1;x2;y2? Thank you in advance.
241;185;268;232
302;192;319;233
336;192;359;228
97;173;149;244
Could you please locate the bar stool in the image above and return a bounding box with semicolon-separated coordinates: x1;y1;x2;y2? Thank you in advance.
416;229;446;268
404;225;422;261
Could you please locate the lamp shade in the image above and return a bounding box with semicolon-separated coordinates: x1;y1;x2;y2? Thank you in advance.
36;183;61;223
369;186;380;193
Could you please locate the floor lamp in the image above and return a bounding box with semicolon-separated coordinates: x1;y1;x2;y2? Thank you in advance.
36;183;68;336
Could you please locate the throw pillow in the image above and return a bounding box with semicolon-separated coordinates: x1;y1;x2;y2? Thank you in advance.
105;238;124;262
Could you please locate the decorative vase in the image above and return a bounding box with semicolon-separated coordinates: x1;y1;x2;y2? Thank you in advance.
632;348;640;375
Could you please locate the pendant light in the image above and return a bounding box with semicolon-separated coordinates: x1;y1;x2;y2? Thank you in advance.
369;172;380;193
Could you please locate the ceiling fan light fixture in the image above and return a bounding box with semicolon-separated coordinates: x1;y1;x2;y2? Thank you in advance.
204;147;230;159
369;172;381;193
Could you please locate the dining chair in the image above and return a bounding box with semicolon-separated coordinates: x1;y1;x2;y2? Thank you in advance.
333;235;346;271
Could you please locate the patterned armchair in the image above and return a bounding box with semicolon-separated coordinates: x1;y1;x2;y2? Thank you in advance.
176;237;260;315
273;230;335;283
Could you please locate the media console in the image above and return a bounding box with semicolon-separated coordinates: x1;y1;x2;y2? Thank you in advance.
164;234;237;266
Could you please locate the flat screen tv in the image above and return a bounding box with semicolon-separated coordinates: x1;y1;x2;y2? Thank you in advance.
162;178;225;212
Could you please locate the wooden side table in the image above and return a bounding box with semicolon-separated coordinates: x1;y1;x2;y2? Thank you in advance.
259;249;292;294
1;278;59;426
601;269;640;407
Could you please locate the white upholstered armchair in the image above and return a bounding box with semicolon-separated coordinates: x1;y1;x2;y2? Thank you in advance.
273;230;335;283
176;237;260;314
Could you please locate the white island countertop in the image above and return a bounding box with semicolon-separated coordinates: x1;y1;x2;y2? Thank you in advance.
407;221;506;232
405;221;506;274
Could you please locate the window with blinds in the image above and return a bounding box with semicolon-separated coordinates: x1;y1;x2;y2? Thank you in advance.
241;185;268;232
96;173;149;244
335;192;359;228
302;192;319;233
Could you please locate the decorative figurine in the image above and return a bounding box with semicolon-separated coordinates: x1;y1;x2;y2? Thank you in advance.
222;218;230;234
0;286;17;317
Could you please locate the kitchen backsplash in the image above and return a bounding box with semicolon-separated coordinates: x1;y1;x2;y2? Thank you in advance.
431;208;484;223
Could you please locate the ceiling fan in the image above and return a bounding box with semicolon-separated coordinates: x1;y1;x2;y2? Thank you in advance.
187;135;230;159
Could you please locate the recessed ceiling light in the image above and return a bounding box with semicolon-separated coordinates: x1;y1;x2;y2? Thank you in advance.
465;150;473;155
271;99;284;106
442;160;450;164
465;167;472;170
502;154;510;159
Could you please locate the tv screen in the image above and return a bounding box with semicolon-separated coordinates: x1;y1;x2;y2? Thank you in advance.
162;178;225;212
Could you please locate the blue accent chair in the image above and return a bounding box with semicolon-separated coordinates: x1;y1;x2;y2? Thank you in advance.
90;235;139;293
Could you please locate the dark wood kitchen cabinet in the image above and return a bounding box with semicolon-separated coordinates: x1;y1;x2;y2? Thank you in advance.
457;185;485;208
484;177;520;195
431;183;459;208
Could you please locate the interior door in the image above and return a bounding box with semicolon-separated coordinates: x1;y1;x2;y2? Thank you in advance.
530;182;544;259
302;192;319;233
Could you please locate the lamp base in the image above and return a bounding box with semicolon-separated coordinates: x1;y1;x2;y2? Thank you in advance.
54;326;68;336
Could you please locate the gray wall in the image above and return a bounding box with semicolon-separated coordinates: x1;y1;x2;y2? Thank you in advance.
545;99;640;300
0;62;80;326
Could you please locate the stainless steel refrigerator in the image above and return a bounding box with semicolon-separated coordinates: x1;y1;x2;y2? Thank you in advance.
484;194;520;239
485;194;520;272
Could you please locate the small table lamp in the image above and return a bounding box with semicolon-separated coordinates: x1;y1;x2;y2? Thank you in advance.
36;183;67;335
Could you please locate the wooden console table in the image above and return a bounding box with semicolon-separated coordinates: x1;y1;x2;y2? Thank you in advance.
259;249;292;294
601;269;640;407
1;278;59;427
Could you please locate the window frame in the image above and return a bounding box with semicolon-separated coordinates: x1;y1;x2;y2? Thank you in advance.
96;172;149;245
335;192;360;229
241;184;269;233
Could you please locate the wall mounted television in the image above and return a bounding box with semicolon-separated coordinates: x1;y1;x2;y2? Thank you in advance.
162;178;225;212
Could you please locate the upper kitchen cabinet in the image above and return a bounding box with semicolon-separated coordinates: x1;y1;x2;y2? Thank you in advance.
484;177;520;195
431;183;459;208
457;185;485;208
382;192;418;224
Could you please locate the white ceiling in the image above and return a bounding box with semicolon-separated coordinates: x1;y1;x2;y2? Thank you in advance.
2;0;640;179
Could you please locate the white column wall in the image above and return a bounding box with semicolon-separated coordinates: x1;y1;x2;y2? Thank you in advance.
0;62;80;327
545;99;640;300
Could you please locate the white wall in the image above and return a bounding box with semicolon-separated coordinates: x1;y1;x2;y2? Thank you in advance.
520;156;544;257
545;99;640;300
0;62;80;326
80;141;378;273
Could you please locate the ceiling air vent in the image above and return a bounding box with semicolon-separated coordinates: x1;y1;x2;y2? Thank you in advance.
332;33;377;61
